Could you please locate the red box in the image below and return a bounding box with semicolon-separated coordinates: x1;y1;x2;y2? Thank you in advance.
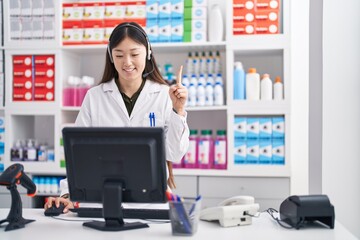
34;66;55;79
233;9;255;22
34;88;54;101
13;55;32;67
34;55;55;67
13;67;32;79
13;88;33;101
13;77;32;89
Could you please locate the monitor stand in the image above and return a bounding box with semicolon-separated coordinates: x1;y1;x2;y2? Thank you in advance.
83;181;149;231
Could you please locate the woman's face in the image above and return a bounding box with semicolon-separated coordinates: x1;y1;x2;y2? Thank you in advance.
111;37;147;84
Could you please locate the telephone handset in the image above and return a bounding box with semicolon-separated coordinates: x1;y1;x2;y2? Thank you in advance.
200;196;259;227
218;196;255;206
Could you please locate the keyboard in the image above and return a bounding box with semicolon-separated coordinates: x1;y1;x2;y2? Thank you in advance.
70;207;169;220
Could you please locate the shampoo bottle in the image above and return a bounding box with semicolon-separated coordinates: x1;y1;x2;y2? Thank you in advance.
260;74;273;100
208;4;223;42
273;76;284;100
233;61;246;100
246;68;260;100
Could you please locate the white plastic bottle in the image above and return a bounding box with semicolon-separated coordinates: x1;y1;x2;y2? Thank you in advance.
214;51;221;74
273;76;284;100
205;82;214;106
215;73;223;85
198;74;206;86
233;61;246;100
193;52;200;75
182;74;189;88
207;73;215;86
200;51;207;74
196;83;205;106
246;68;260;100
260;73;273;100
190;74;198;86
208;4;223;42
207;51;214;74
186;52;193;75
188;83;197;107
214;82;224;105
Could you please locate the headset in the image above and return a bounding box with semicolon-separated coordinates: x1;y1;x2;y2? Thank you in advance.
107;23;152;63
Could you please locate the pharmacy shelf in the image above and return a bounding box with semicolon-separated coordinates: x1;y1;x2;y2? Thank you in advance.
174;164;290;177
16;161;65;175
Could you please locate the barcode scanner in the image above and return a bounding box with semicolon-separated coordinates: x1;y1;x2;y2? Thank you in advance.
0;163;36;231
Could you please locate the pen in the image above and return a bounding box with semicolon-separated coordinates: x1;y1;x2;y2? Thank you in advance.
189;195;202;216
149;112;156;127
149;112;153;127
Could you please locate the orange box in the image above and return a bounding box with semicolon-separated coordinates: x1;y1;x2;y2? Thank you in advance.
233;0;255;10
233;9;255;22
34;55;55;67
256;0;280;10
255;21;279;34
233;21;255;35
13;88;33;101
255;9;279;22
13;55;32;66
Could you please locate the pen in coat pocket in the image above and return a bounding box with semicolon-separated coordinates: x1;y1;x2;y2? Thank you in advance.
149;112;156;127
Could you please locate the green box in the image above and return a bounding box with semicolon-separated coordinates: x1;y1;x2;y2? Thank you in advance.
183;32;192;42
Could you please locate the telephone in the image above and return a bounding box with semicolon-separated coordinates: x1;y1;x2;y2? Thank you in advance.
200;196;260;227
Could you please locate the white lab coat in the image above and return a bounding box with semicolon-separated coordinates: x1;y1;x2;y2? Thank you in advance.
60;79;189;196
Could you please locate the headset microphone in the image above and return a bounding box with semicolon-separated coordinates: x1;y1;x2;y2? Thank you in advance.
142;58;155;78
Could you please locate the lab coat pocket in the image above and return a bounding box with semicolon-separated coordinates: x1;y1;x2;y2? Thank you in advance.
143;111;164;127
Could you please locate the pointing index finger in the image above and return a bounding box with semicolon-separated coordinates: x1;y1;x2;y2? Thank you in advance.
176;65;183;86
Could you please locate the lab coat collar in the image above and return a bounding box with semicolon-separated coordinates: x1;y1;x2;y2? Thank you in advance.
102;79;163;119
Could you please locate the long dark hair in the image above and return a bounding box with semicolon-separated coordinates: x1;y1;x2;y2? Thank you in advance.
100;22;166;85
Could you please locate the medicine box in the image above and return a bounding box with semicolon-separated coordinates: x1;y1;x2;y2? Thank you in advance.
159;0;171;19
171;19;183;42
234;138;246;164
272;138;284;164
171;0;184;19
146;19;159;43
259;117;272;139
146;0;159;20
247;117;259;139
272;117;285;139
259;139;272;164
234;117;247;139
246;140;259;164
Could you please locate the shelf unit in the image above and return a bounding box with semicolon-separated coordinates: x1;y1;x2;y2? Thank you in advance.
1;0;299;209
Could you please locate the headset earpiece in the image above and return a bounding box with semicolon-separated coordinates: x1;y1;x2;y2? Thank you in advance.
147;48;152;61
107;44;113;63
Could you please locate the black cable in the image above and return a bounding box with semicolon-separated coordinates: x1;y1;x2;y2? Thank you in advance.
265;208;305;229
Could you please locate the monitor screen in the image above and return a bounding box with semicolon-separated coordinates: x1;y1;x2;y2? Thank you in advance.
62;127;167;231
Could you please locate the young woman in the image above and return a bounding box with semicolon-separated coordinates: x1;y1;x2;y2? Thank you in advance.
45;22;189;212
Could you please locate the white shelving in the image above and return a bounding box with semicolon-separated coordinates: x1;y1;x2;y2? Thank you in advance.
2;1;292;184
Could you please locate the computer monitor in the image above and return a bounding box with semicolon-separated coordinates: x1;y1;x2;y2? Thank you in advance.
62;127;167;231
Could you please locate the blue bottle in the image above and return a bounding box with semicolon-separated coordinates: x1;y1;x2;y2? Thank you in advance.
233;62;245;100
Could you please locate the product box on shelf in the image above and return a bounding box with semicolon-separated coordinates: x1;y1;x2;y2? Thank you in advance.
232;0;280;35
158;0;171;19
146;0;159;20
82;2;105;21
82;20;105;44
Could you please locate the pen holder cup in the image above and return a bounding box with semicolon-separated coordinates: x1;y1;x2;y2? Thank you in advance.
169;199;202;236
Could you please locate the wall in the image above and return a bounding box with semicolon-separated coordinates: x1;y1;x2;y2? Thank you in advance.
323;0;360;238
290;0;310;194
